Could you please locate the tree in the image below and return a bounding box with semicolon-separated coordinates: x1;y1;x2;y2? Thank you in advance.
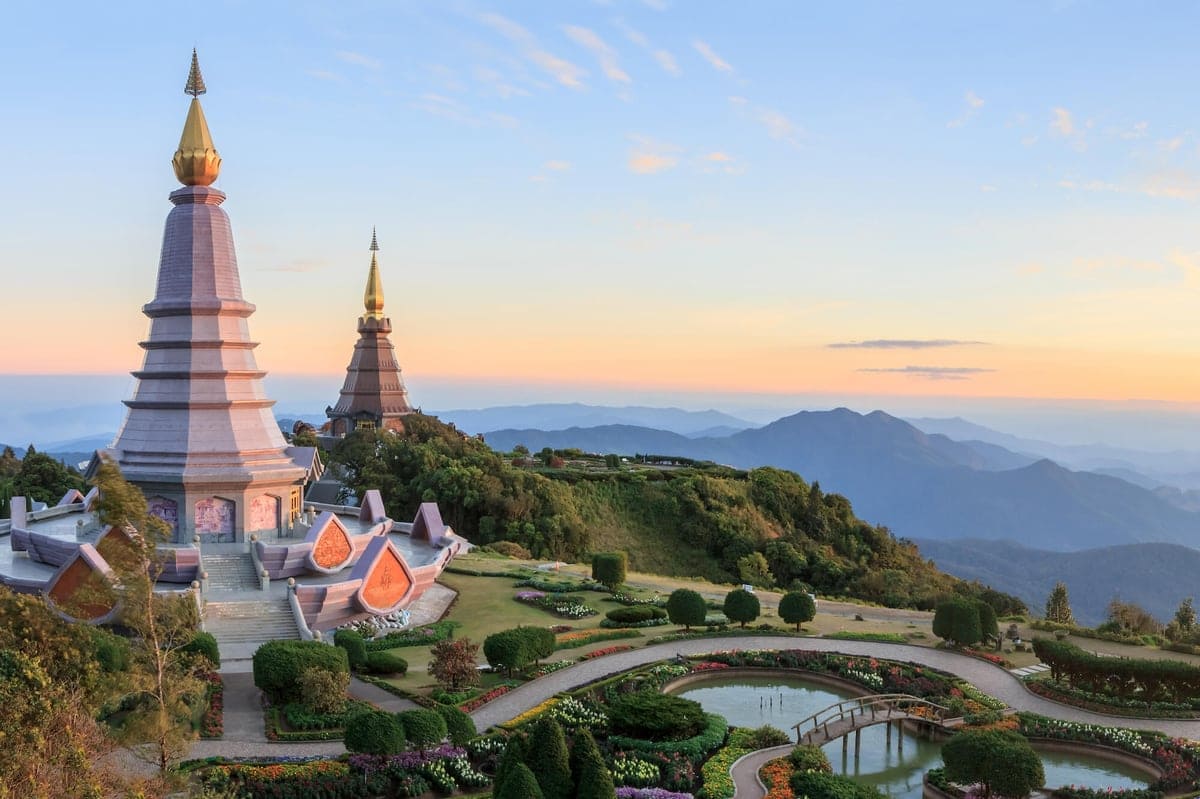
736;552;774;588
497;762;544;799
1103;598;1161;635
779;591;816;631
528;718;573;799
570;729;616;799
666;588;707;630
942;729;1044;798
1175;597;1196;635
483;626;554;675
434;702;477;745
494;735;529;792
933;599;983;647
398;708;448;751
591;551;628;591
724;588;761;628
93;459;208;773
430;637;481;690
974;599;999;646
13;450;81;505
1044;582;1075;626
0;446;19;478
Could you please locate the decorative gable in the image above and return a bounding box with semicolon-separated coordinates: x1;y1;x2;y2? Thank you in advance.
352;536;414;615
44;544;119;624
305;512;354;573
410;502;445;542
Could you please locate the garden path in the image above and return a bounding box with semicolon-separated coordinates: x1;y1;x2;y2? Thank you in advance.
729;744;792;799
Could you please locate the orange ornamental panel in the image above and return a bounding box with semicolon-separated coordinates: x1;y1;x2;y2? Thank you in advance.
47;557;115;622
361;544;413;612
312;523;353;571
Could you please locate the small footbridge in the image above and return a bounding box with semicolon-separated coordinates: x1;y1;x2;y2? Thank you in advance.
792;693;960;754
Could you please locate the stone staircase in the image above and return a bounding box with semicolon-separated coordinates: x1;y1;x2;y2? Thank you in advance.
204;598;301;661
202;553;259;591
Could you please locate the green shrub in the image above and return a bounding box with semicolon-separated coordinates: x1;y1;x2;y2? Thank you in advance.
433;702;476;745
484;626;556;674
334;629;367;670
733;724;790;749
363;620;460;651
344;709;405;755
397;708;448;749
93;631;129;673
363;651;408;675
252;640;349;703
605;605;666;624
489;540;532;559
528;718;572;799
608;692;707;741
182;631;220;668
788;744;832;773
665;589;707;630
298;666;350;715
608;712;727;759
724;588;761;628
933;598;983;647
790;771;885;799
570;729;614;799
592;552;628;590
496;762;544;799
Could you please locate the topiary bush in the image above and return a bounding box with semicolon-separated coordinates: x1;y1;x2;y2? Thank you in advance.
333;629;367;670
298;666;350;715
528;718;573;799
344;709;405;755
789;744;832;773
362;651;408;675
398;708;448;750
605;606;667;624
665;589;707;630
433;702;477;745
790;771;885;799
607;692;707;741
182;631;220;668
779;591;816;631
591;551;628;590
252;640;349;704
723;588;761;628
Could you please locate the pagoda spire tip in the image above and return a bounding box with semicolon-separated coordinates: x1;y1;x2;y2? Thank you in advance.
370;227;379;252
185;49;207;97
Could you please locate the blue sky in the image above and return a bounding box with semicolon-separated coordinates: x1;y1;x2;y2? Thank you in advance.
4;1;1200;411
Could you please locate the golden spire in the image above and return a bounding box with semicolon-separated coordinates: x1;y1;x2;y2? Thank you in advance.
172;49;221;186
363;228;385;320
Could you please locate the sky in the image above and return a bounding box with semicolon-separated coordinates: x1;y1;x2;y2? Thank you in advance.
5;1;1200;416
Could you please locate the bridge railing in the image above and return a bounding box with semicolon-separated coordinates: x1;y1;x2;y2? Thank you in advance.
791;693;950;743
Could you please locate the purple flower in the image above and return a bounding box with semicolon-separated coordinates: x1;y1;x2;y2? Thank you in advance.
615;788;695;799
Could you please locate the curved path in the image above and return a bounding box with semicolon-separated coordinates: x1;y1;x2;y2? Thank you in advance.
188;636;1200;762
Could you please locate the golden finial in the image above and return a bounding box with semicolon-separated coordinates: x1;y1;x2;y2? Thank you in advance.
172;50;221;186
185;48;207;97
363;230;385;320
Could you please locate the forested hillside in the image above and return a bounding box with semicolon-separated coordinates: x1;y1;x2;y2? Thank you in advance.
330;415;1023;613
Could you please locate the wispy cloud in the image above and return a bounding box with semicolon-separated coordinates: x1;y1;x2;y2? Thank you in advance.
564;25;630;84
480;12;587;90
704;152;732;162
947;89;984;128
544;160;572;171
627;136;679;174
1119;121;1149;140
473;66;529;99
758;107;799;142
306;69;343;83
336;51;381;70
693;39;733;72
1051;107;1075;136
1140;170;1200;200
615;19;681;76
412;93;519;129
858;365;996;380
830;339;989;349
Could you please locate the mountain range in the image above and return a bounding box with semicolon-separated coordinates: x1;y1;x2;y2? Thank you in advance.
483;408;1200;553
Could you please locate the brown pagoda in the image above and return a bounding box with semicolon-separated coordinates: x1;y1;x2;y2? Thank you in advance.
326;231;415;435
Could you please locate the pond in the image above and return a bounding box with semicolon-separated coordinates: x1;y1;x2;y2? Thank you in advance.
670;675;1151;799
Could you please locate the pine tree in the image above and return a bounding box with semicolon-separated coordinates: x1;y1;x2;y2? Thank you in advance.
1044;582;1075;626
570;729;615;799
494;735;528;792
496;762;544;799
527;718;572;799
1175;597;1196;634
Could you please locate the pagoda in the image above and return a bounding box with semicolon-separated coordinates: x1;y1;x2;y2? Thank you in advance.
325;232;415;436
101;51;310;543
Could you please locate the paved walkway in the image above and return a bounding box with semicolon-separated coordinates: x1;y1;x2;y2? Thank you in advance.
730;745;792;799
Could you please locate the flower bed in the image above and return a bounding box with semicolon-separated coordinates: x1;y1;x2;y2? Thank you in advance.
960;647;1011;667
515;590;598;618
698;737;749;799
1026;678;1200;719
760;757;796;799
556;628;641;649
1018;713;1200;791
199;672;223;739
822;631;907;644
200;759;431;798
601;616;671;629
582;645;636;660
515;576;608;593
364;620;460;651
525;659;575;678
611;592;664;607
616;789;694;799
548;696;608;730
459;683;515;712
612;753;662;787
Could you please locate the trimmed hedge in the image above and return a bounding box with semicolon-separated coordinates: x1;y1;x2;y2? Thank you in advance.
252;640;349;703
397;708;447;749
333;629;367;670
364;621;460;652
1033;638;1200;702
344;710;405;754
604;606;666;624
609;692;707;741
433;703;477;745
363;651;408;675
608;712;728;759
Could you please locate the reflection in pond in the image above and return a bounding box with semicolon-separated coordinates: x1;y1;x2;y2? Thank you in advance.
671;675;1151;799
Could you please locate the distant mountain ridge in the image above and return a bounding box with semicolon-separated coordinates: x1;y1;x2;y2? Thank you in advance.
484;408;1200;552
915;538;1200;626
432;403;757;437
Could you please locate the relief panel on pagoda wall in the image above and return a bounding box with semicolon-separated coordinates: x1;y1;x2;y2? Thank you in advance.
249;494;279;533
195;497;235;542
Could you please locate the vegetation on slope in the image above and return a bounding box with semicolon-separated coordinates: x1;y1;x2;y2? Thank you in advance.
331;416;1024;613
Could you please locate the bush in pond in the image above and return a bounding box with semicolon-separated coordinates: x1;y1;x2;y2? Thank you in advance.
608;692;707;741
942;729;1044;799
